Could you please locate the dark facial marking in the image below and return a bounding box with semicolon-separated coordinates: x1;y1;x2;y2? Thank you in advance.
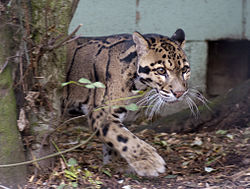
122;146;128;152
112;120;120;124
102;124;110;136
108;150;112;155
117;135;128;143
107;142;113;147
150;37;156;43
140;78;152;83
96;130;100;137
112;114;119;118
138;66;150;74
168;60;173;66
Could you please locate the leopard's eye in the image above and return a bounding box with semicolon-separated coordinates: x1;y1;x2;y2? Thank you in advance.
156;67;166;75
182;66;189;73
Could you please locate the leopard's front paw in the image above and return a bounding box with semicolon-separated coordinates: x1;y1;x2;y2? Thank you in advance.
128;143;166;177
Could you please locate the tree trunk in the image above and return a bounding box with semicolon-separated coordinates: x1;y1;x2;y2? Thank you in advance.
0;0;79;186
134;79;250;133
19;0;79;172
0;2;27;187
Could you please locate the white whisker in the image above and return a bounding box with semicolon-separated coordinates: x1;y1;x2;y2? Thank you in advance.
185;97;196;118
136;87;210;120
137;89;157;106
184;88;211;119
186;96;199;119
188;89;211;110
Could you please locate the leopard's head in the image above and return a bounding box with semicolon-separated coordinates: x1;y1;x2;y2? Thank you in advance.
133;29;206;117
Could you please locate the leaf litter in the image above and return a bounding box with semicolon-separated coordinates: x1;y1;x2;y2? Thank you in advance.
24;122;250;188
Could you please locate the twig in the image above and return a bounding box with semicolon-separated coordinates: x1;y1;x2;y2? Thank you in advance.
0;58;9;74
230;167;250;181
63;35;81;45
0;184;11;189
0;130;97;168
45;24;82;51
17;0;31;66
0;55;22;74
51;140;68;166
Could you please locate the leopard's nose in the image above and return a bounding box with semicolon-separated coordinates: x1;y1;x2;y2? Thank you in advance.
173;91;185;98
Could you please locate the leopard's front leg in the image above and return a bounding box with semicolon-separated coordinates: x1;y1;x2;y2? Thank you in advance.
88;108;166;177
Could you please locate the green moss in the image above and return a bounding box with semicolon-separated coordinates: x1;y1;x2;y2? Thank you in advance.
0;66;27;186
0;66;21;160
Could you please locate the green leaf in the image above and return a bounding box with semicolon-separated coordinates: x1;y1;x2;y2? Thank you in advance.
226;134;234;140
125;103;139;111
160;140;167;147
92;82;106;88
78;78;92;84
71;182;78;188
64;170;77;179
57;183;66;189
95;180;103;185
67;158;78;167
85;84;96;88
131;90;144;94
84;169;93;177
61;81;72;87
112;105;120;109
102;169;112;177
165;174;177;179
216;130;227;135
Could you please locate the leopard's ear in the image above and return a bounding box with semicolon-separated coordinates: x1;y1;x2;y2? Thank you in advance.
171;28;185;48
133;31;150;56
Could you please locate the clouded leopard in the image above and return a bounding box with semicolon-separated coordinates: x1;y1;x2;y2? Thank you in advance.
63;29;203;176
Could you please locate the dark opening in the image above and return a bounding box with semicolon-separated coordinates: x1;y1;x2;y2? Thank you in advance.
207;40;250;97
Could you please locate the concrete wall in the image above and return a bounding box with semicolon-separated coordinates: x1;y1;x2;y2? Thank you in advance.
69;0;249;93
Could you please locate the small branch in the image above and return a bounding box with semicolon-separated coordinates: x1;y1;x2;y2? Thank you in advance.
0;130;97;168
0;55;22;74
0;184;11;189
45;24;82;51
0;58;9;74
62;35;81;45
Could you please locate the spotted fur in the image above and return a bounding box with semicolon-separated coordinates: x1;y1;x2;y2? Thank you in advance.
63;29;203;177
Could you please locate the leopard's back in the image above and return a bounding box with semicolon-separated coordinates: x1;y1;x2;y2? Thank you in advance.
64;34;139;114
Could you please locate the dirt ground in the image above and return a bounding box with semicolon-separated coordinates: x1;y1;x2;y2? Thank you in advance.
23;118;250;189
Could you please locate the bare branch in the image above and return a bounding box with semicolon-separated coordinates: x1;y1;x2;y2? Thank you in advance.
0;55;21;74
45;24;82;51
0;58;9;74
0;129;97;168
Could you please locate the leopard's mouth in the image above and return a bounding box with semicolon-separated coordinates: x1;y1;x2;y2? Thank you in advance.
157;92;177;104
156;89;187;103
